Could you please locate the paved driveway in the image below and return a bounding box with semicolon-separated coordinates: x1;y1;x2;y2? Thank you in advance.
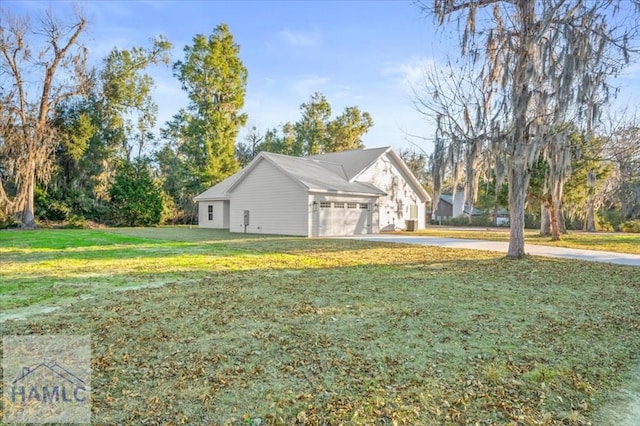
345;235;640;266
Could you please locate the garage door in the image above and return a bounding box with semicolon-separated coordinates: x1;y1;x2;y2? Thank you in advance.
314;201;373;236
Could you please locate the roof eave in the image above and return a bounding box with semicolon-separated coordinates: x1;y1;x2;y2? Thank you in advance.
193;195;231;202
308;189;385;197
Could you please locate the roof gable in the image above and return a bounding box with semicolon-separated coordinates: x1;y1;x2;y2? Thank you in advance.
225;152;385;196
307;147;390;181
438;193;481;215
193;170;242;201
194;147;431;202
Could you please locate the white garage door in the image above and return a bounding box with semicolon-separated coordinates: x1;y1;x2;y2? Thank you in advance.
314;201;373;236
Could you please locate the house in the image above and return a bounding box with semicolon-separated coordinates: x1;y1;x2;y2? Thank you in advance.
194;147;431;236
433;193;482;223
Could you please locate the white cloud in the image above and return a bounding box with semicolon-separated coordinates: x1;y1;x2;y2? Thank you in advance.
276;28;322;47
290;75;329;97
381;56;439;93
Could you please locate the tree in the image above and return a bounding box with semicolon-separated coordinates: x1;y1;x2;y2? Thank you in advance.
235;125;264;166
173;23;247;189
0;6;91;228
398;148;429;185
606;118;640;221
255;93;373;157
327;106;373;152
563;133;612;231
412;59;492;222
100;37;172;161
49;99;98;215
421;0;639;258
295;92;332;155
109;159;163;226
39;37;172;224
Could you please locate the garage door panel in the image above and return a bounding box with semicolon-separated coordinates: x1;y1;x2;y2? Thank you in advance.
317;202;372;236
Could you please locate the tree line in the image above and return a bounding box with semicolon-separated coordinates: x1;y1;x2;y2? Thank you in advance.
2;2;639;259
0;8;373;229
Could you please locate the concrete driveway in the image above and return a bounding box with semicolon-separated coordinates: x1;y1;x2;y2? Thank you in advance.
345;235;640;266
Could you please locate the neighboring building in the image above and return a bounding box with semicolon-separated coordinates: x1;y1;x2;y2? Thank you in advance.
433;193;482;223
194;147;431;236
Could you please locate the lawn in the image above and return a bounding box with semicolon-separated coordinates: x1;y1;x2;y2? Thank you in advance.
1;227;639;424
398;227;640;255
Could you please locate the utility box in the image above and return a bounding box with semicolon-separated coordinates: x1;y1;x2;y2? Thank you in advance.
405;219;417;231
243;210;250;232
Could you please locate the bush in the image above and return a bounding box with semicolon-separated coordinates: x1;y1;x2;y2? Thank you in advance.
595;212;615;232
35;187;72;221
436;214;494;227
0;211;18;229
598;209;624;231
525;213;540;230
621;220;640;233
109;160;163;227
64;215;88;229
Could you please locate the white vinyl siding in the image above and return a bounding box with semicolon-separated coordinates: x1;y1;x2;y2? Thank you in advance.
230;159;308;236
356;154;426;231
197;200;229;229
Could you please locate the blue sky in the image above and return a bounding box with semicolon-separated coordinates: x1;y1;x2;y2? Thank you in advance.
5;1;640;155
6;0;454;154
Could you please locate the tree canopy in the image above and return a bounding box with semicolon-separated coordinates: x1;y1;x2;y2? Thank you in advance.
419;0;640;256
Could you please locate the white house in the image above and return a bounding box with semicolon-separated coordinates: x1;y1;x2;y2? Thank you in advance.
194;147;431;237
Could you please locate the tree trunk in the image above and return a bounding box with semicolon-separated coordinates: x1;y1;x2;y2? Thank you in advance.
540;204;551;236
550;198;560;241
586;198;596;232
507;164;528;258
557;207;567;234
22;166;36;229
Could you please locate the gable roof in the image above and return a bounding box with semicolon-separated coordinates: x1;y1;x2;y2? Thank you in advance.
226;151;386;196
438;194;482;216
194;147;431;202
307;147;390;181
193;170;242;201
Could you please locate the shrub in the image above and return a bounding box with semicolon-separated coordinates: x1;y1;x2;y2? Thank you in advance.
64;215;88;229
438;214;494;227
525;213;540;229
109;160;163;227
621;220;640;233
595;213;615;232
0;211;18;229
599;209;624;231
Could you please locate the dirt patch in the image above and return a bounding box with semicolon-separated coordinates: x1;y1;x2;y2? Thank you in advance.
595;365;640;425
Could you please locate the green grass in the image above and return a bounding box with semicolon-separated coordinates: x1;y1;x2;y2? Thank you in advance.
1;227;639;424
398;227;640;255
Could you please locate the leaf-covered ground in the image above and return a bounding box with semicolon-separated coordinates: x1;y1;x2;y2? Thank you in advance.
1;228;639;424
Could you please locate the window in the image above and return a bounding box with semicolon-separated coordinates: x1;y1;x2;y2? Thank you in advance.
410;205;418;220
207;205;213;221
359;203;369;210
334;202;345;208
347;202;358;209
320;201;332;208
